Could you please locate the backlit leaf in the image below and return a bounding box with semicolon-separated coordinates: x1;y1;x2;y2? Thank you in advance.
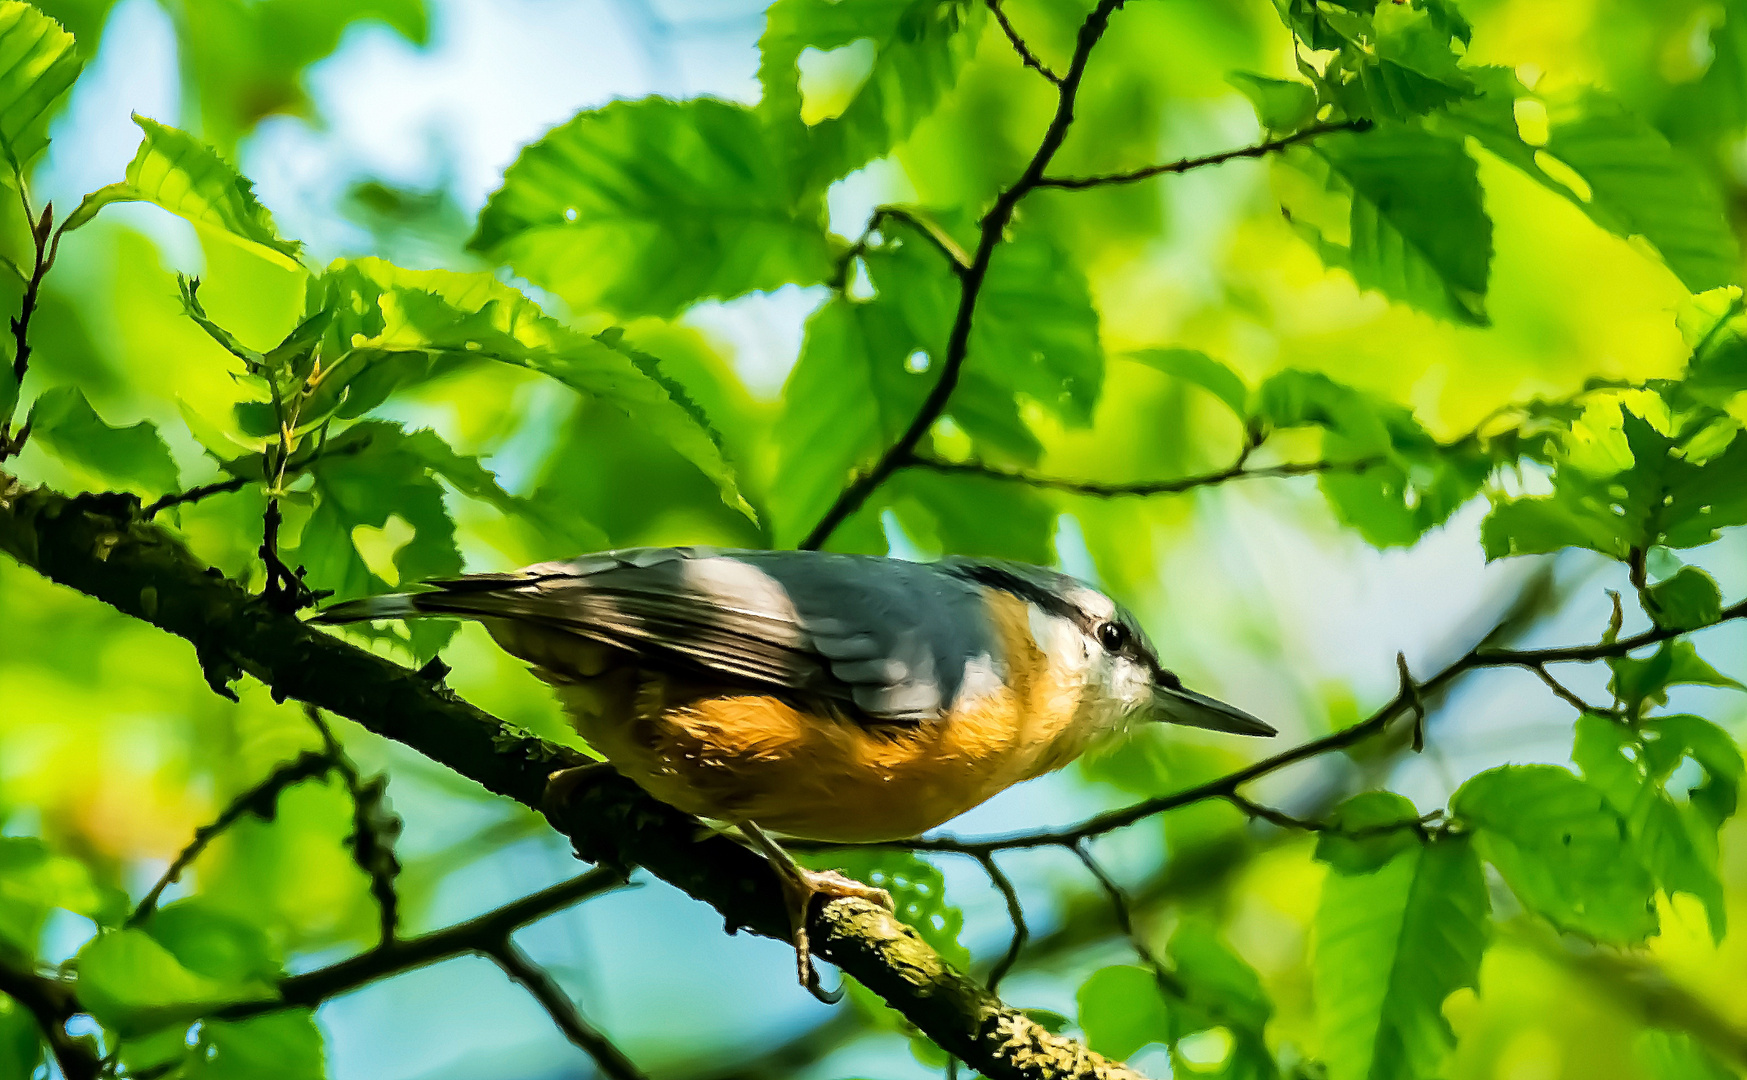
27;385;179;494
0;2;81;169
757;0;986;186
63;116;303;269
1452;764;1657;943
1314;835;1488;1080
470;97;833;318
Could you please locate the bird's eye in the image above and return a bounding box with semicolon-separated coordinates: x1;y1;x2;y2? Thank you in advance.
1096;621;1128;652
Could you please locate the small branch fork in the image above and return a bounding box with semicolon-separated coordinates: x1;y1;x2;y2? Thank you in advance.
0;181;70;461
801;52;1368;548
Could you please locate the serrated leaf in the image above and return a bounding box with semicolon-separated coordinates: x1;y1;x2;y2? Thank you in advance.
27;385;179;494
1314;791;1421;874
1607;640;1744;713
1483;407;1747;560
303;259;751;520
290;422;462;658
470;96;833;319
1311;124;1491;325
757;0;985;186
75;929;275;1036
973;225;1103;424
1228;72;1317;132
144;899;281;987
802;849;966;967
1131;348;1249;419
1314;835;1488;1080
1445;72;1739;293
772;294;930;547
63;116;303;270
184;1011;324;1080
0;2;81;169
1452;764;1657;943
1255;370;1489;545
1644;565;1723;630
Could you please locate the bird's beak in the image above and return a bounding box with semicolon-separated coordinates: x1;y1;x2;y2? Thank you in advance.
1152;684;1276;736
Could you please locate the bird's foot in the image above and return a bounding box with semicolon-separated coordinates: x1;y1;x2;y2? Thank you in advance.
778;866;894;1004
541;760;615;817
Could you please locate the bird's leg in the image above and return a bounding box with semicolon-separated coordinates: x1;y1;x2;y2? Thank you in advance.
738;821;893;1003
542;759;616;816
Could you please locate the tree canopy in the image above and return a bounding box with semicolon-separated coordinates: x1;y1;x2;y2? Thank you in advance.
2;0;1747;1078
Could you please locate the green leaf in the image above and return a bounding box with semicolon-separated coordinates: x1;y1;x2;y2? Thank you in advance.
303;259;751;520
1482;407;1747;561
1228;72;1317;132
0;2;81;169
1255;370;1489;545
0;992;41;1080
470;96;833;318
1451;764;1657;943
1313;791;1421;874
973;225;1103;425
801;850;966;967
771;293;930;547
1130;349;1249;419
1311;124;1492;325
1166;922;1278;1080
75;929;275;1036
757;0;986;186
1445;72;1739;293
1607;640;1744;714
184;1011;325;1080
0;837;109;961
27;385;179;494
290;422;462;658
144;899;281;987
1321;6;1476;123
1077;964;1171;1061
64;116;303;270
1313;835;1488;1080
1637;1030;1737;1080
1644;565;1724;630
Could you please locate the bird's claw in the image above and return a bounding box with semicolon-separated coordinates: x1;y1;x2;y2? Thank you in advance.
541;760;614;817
779;867;894;1004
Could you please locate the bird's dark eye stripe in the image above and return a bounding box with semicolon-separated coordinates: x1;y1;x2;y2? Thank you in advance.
1156;669;1183;690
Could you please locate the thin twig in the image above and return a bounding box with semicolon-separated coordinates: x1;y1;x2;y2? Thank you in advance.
986;0;1062;84
487;938;650;1080
1071;842;1185;997
1223;792;1327;831
1397;652;1426;753
307;707;402;946
974;852;1028;992
129;750;335;925
142;476;251;518
1035;119;1372;190
0;193;62;461
904;451;1375;497
225;868;629;1015
799;0;1134;550
1528;662;1610;716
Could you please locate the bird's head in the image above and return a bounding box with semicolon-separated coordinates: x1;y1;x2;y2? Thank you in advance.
946;559;1277;738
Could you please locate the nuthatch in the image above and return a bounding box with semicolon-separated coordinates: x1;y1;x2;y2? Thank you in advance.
315;546;1273;996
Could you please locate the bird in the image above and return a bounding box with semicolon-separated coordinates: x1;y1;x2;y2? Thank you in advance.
313;546;1274;997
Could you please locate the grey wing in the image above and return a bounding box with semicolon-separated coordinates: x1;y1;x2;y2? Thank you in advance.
421;547;1006;723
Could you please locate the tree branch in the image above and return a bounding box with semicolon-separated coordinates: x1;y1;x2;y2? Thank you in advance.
986;0;1061;84
903;451;1375;497
1034;120;1371;190
487;938;649;1080
0;472;1143;1080
799;0;1133;551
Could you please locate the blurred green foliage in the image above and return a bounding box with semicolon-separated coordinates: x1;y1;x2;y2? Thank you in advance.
1;0;1747;1077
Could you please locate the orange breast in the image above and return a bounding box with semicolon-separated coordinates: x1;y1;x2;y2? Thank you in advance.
508;592;1098;842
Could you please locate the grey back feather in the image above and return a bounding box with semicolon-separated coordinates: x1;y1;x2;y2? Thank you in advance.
341;547;1034;723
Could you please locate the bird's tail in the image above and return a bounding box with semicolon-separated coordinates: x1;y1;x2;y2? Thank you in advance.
309;578;530;625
